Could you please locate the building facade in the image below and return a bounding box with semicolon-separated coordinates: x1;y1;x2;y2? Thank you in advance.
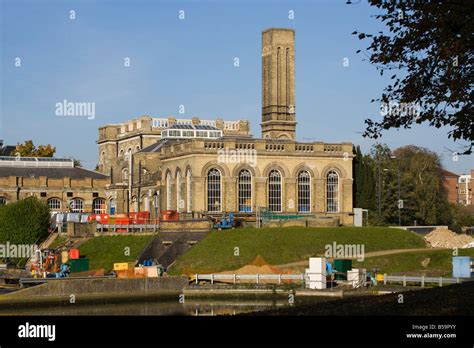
98;28;355;225
0;157;108;213
441;169;473;206
457;171;473;206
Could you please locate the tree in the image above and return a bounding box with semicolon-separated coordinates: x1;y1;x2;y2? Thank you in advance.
12;140;56;157
352;0;474;153
0;197;50;246
392;145;448;225
356;143;453;226
353;145;376;211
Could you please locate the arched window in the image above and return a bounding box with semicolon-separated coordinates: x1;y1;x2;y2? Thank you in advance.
70;198;84;213
298;171;311;213
326;170;339;213
0;197;7;206
135;145;140;153
122;168;128;183
109;199;116;215
268;170;282;212
186;169;192;213
207;168;221;212
176;170;182;212
93;198;106;214
119;149;124;157
47;198;62;211
143;195;150;212
166;172;172;210
238;169;252;212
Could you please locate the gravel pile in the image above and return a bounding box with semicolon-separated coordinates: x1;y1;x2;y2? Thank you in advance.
425;227;474;248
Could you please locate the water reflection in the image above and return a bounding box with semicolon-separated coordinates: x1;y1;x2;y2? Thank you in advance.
0;298;290;316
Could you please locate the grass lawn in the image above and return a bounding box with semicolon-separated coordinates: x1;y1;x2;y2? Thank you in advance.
353;248;474;277
169;226;426;275
78;235;155;272
49;235;67;250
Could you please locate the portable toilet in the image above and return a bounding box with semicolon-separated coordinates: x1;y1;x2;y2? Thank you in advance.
452;256;472;278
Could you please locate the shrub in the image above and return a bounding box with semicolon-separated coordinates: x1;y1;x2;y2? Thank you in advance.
0;197;50;245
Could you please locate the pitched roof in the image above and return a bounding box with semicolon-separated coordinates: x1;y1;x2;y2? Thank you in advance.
0;166;108;179
139;139;185;153
441;169;459;178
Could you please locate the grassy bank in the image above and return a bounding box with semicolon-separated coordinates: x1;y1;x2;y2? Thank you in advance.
353;248;474;277
169;227;426;275
79;235;155;272
49;235;67;249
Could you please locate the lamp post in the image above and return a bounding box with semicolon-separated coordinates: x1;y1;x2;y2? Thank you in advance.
377;157;381;217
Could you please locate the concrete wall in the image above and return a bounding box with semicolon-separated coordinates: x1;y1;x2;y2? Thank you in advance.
4;277;188;299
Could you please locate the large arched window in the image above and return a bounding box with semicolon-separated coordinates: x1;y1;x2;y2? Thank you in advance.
176;170;182;212
207;168;221;212
70;198;84;213
166;172;172;210
186;169;192;213
298;171;311;213
238;169;252;212
93;198;106;214
48;198;62;211
326;170;339;213
0;196;7;206
268;170;282;212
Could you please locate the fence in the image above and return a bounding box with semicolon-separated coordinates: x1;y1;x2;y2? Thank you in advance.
193;273;305;285
382;274;468;287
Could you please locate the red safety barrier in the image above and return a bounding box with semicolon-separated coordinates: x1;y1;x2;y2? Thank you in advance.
161;210;179;221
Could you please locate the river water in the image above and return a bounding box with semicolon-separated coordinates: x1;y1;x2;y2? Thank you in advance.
0;298;290;316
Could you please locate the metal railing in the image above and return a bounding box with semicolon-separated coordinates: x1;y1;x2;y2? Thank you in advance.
193;273;305;285
382;274;469;287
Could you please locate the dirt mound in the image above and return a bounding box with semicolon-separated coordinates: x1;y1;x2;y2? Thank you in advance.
219;256;293;283
246;255;285;274
425;227;474;248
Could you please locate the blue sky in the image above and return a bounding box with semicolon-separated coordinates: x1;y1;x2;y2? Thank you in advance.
1;0;472;173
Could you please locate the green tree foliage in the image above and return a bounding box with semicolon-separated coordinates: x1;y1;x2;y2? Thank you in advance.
393;146;447;225
12;140;56;157
352;0;473;153
452;204;474;229
0;197;51;245
353;145;376;211
357;144;453;226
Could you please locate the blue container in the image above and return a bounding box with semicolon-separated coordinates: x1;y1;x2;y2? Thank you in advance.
326;261;333;274
452;256;472;278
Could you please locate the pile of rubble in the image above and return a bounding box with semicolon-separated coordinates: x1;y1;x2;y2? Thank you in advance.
425;227;474;248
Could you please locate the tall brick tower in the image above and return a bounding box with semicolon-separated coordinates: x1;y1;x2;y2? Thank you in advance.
261;28;297;140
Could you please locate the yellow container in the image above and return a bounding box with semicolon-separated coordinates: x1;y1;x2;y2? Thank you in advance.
61;251;69;263
113;262;135;271
376;274;384;282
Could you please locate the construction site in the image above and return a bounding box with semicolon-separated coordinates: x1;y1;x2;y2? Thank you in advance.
0;210;473;317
